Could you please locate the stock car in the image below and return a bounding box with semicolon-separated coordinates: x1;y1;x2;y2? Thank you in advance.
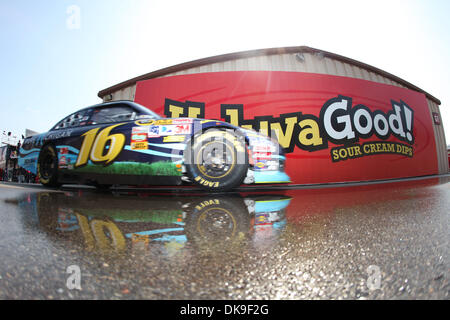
19;100;290;191
5;192;291;254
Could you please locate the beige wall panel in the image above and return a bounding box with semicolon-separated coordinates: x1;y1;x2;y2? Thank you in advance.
334;60;346;76
157;53;414;93
222;60;232;72
353;66;364;79
427;100;448;173
324;57;338;76
314;56;327;74
342;63;354;78
361;68;370;81
278;54;291;71
270;54;281;71
302;53;316;74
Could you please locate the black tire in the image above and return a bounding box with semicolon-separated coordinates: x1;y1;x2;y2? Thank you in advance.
185;196;251;248
185;129;248;192
37;144;61;187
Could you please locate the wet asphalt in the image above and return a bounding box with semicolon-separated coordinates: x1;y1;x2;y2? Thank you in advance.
0;176;448;300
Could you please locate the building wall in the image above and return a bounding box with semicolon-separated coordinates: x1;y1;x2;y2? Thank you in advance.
102;51;448;174
427;99;448;173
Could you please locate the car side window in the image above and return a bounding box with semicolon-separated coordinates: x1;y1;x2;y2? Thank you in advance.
89;106;137;125
53;110;92;130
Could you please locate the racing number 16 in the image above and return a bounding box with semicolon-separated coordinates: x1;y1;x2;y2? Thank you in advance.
75;124;126;167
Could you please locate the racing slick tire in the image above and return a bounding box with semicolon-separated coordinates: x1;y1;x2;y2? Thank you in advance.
185;129;248;192
37;144;61;187
185;196;251;249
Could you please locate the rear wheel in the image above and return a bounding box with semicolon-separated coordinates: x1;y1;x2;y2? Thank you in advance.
37;144;60;187
185;129;248;192
185;196;251;248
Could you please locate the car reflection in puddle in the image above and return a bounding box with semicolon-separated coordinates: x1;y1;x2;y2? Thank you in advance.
5;190;291;257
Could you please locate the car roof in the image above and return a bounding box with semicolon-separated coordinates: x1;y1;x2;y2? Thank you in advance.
77;100;152;114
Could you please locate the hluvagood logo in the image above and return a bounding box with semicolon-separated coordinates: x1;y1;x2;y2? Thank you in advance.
164;95;415;162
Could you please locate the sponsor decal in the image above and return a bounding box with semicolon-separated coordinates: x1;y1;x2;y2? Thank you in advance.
148;125;160;137
132;126;148;134
59;155;67;169
255;213;271;226
131;141;148;150
135;119;155;126
147;124;191;137
163;135;186;142
131;234;150;247
58;147;71;169
255;162;265;169
154;119;173;125
266;160;279;170
252;144;276;152
253;152;272;160
160;124;191;135
172;118;193;125
131;126;148;146
131;134;147;142
46;129;74;141
253;160;280;171
194;175;220;188
75;123;126;168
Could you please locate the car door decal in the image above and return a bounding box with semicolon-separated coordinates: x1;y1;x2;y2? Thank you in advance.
75;123;126;167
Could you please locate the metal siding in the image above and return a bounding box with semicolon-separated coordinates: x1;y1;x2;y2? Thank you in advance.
361;68;370;81
302;53;314;73
324;57;338;76
153;53;417;93
427;100;448;173
342;62;354;78
315;55;327;74
105;84;135;102
334;60;346;76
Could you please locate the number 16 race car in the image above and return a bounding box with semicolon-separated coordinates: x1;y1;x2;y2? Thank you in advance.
19;101;290;191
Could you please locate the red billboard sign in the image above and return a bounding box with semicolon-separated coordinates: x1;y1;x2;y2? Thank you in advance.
135;71;438;184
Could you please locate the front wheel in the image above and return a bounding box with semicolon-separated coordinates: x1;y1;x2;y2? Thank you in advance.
37;144;61;187
184;129;248;192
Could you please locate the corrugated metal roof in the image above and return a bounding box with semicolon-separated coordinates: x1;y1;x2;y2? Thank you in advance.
97;46;440;105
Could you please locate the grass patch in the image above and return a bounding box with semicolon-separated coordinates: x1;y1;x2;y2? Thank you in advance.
80;209;183;223
75;161;181;176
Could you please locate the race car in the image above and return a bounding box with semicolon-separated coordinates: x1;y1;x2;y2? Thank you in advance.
5;191;291;254
19;100;290;191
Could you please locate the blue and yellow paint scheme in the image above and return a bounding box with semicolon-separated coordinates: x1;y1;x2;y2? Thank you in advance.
19;101;290;189
5;191;291;255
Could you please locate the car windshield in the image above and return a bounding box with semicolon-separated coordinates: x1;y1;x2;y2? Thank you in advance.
90;106;137;124
51;102;162;130
130;103;162;119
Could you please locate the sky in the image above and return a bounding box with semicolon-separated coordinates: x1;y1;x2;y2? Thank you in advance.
0;0;449;145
